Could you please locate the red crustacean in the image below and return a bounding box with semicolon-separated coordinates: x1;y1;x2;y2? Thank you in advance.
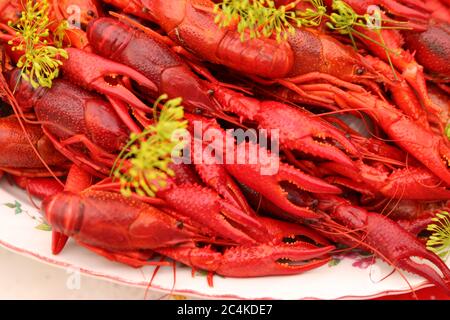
48;0;103;50
0;116;65;199
99;0;408;88
336;7;439;117
262;26;432;131
270;178;450;293
0;0;102;50
335;0;431;26
225;177;450;293
207;84;359;166
158;218;333;278
102;0;373;91
86;17;248;121
102;0;295;79
9;69;130;176
86;17;360;168
363;55;430;128
100;0;433;128
155;176;271;245
322;161;450;201
184;114;342;220
403;20;450;78
50;0;102;29
312;194;450;295
0;69;66;199
0;0;21;24
43;166;334;276
422;0;450;23
314;128;450;201
60;47;158;115
1;0;450;296
291;80;450;186
0;116;67;172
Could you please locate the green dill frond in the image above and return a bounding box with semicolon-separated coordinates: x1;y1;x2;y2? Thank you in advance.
213;0;407;64
297;0;327;27
326;0;358;35
427;211;450;261
53;20;70;48
326;0;409;78
8;0;68;89
445;123;450;140
214;0;326;42
112;95;188;198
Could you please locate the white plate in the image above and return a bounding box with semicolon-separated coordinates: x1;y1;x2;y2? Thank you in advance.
0;179;447;300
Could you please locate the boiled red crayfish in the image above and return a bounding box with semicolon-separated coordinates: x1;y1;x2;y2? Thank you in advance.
43;165;334;278
9;69;130;177
0;0;449;295
86;17;360;168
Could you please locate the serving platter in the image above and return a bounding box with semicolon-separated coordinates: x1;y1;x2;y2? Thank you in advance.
0;179;447;300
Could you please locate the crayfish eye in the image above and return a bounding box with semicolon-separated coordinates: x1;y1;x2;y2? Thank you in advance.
355;67;365;75
194;108;204;115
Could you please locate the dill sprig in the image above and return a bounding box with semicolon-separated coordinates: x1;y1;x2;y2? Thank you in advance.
214;1;408;45
445;123;450;140
326;1;408;77
427;211;450;261
8;0;68;89
214;0;323;42
112;95;188;198
214;0;409;77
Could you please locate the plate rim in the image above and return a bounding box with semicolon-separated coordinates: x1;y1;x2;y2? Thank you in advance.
0;238;435;300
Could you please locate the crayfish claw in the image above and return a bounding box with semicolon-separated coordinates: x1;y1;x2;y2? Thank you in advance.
399;257;450;295
255;102;359;167
61;48;157;112
93;79;153;112
299;136;357;169
219;200;270;243
157;184;264;245
226;160;341;220
195;162;255;216
364;213;450;294
158;242;333;280
261;216;331;247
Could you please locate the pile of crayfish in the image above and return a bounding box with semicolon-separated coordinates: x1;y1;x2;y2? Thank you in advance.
0;0;449;295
